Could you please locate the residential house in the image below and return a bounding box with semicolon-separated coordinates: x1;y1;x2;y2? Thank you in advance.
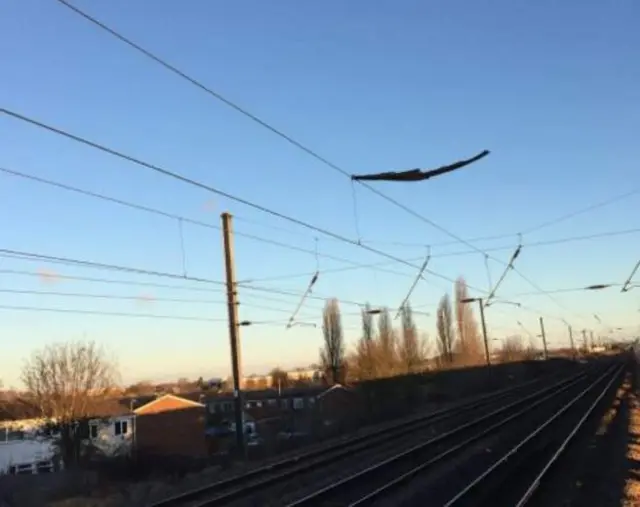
0;392;209;474
1;384;359;474
133;393;208;459
205;383;358;437
0;402;58;475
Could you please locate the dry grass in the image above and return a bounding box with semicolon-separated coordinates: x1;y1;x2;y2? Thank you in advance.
623;387;640;506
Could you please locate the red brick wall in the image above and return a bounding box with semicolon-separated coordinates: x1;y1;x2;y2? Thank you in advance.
318;388;360;423
135;407;207;458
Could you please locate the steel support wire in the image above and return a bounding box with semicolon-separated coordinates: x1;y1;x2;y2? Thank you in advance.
442;362;622;506
285;370;590;507
285;271;319;329
394;249;430;320
621;259;640;292
485;242;522;305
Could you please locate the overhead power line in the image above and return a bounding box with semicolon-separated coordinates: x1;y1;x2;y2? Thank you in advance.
237;228;640;283
0;159;635;286
503;283;623;298
0;267;225;294
0;109;490;295
49;1;627;326
0;267;423;318
0;287;227;305
0;286;327;324
520;188;640;235
10;166;635;289
0;248;225;285
0;166;417;280
0;287;320;317
50;0;493;255
0;304;225;322
4;164;634;291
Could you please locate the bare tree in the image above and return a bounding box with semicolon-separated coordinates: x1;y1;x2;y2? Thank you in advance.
399;303;423;373
436;293;455;365
269;368;290;391
376;308;397;377
353;303;378;380
320;298;345;385
21;340;118;467
454;277;483;364
496;335;526;363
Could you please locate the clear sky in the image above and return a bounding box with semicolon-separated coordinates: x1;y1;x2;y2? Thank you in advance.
1;0;639;387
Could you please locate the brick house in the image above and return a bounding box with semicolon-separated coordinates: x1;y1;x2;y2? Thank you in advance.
205;384;358;436
133;394;208;459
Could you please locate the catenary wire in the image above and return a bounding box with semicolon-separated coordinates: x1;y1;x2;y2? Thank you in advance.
238;228;640;283
0;287;324;318
0;267;326;315
0;166;417;280
1;152;635;315
1;108;468;289
49;0;619;322
504;284;624;298
0;268;227;294
0;248;226;285
0;288;228;305
10;165;635;290
0;249;625;326
0;267;427;316
519;188;640;235
5;164;634;300
0;304;226;322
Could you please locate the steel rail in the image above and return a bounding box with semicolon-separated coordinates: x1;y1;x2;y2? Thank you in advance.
442;362;622;506
148;370;574;507
285;366;598;506
513;362;624;506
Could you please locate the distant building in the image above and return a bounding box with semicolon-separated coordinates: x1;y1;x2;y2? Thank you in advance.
237;368;324;390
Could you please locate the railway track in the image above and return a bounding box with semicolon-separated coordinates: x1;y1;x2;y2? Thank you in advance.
437;359;625;507
283;361;616;506
149;364;595;507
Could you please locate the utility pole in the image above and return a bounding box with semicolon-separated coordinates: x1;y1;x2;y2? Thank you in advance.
539;316;548;360
461;296;499;367
568;325;575;359
582;329;588;354
221;212;245;457
589;330;595;350
477;298;491;367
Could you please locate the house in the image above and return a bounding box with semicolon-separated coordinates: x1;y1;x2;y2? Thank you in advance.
205;383;358;437
133;394;208;459
0;384;359;473
0;392;209;474
0;402;58;475
86;413;135;458
206;385;323;421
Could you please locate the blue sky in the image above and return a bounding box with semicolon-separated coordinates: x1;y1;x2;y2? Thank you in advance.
1;0;639;386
